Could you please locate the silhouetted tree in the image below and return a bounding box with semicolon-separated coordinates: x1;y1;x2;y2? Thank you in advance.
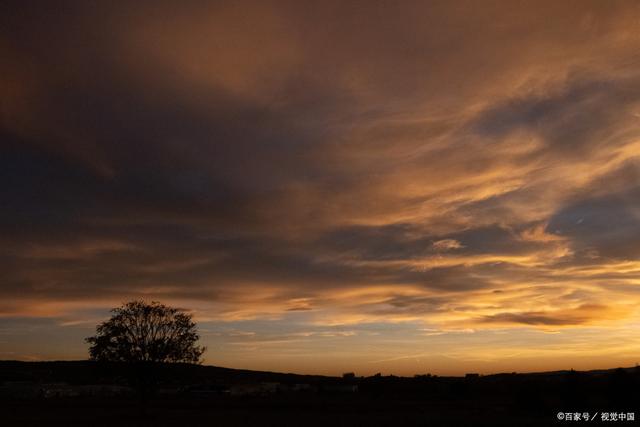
86;300;205;364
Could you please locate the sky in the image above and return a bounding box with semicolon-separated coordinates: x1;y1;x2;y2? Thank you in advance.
1;0;640;376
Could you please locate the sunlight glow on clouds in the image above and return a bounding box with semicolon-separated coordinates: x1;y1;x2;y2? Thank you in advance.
1;0;640;375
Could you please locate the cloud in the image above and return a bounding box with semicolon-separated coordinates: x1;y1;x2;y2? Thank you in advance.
1;0;640;372
480;304;619;326
546;162;640;259
432;239;464;251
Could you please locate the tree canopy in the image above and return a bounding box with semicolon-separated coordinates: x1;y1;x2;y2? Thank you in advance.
86;300;205;364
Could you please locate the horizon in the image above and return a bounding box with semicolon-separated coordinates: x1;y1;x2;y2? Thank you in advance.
2;358;639;379
2;0;640;377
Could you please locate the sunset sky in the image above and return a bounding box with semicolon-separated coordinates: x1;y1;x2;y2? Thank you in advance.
2;0;640;376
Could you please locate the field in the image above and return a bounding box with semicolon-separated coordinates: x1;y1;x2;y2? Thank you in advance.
1;362;638;426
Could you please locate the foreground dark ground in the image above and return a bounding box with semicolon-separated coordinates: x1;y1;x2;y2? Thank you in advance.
1;361;639;426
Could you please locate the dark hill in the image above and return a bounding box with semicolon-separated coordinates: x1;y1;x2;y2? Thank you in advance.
0;360;334;386
1;361;639;426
